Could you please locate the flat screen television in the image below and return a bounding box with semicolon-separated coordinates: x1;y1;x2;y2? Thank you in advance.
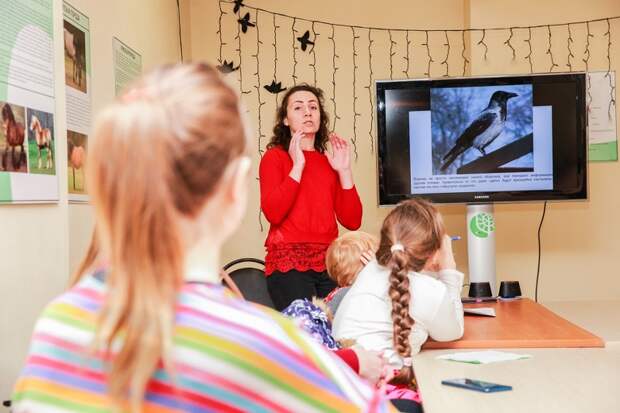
376;73;588;205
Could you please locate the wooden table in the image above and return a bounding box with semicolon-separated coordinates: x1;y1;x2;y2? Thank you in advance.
422;298;604;349
413;344;620;413
414;300;620;413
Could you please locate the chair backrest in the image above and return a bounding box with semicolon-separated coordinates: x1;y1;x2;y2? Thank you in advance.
223;258;275;309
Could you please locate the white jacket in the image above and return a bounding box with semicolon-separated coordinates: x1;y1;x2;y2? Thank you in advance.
332;260;464;368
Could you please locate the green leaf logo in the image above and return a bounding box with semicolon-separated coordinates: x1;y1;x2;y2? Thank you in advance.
469;212;495;238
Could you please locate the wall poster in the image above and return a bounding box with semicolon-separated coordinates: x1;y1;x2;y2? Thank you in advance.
113;37;142;97
63;1;90;202
0;0;57;203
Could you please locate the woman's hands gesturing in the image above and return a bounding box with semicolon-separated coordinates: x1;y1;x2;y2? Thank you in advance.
326;133;351;172
288;130;306;182
326;133;354;189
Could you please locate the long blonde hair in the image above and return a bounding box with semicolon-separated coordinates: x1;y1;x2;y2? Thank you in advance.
68;228;99;287
376;199;445;384
87;63;247;409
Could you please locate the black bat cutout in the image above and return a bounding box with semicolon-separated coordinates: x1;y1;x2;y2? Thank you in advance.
217;60;240;74
237;13;255;34
264;80;287;94
296;30;315;52
233;0;244;13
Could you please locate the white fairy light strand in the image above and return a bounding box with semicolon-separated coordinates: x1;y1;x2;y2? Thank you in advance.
352;27;360;160
291;17;298;85
217;0;619;160
217;1;227;63
329;24;340;131
235;9;251;95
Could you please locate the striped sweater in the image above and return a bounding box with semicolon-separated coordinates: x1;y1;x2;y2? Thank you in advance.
13;274;395;412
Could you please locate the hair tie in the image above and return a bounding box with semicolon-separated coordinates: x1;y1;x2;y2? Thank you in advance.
390;243;405;253
403;357;412;367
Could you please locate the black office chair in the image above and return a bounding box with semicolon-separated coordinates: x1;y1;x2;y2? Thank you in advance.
223;258;275;309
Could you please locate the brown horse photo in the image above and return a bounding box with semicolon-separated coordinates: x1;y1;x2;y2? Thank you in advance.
63;21;87;93
1;103;27;172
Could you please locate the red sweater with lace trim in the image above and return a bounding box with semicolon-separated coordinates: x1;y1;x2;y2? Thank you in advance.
259;147;362;275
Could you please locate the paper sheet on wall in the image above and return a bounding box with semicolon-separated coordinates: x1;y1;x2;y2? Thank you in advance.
0;0;58;203
63;2;91;202
587;71;617;162
113;37;142;96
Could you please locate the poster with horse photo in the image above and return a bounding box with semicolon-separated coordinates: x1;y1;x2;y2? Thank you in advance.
63;2;91;202
0;0;57;203
27;109;55;175
0;102;28;173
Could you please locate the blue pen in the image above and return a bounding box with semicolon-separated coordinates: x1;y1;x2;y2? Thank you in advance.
451;235;461;241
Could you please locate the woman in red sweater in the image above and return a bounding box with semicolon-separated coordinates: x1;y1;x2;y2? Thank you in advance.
260;84;363;310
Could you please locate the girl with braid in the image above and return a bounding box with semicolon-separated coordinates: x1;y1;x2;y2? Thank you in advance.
332;199;464;396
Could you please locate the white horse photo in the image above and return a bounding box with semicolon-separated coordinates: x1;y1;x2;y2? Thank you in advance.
29;114;53;169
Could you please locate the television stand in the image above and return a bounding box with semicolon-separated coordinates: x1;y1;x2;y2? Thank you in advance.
466;204;497;296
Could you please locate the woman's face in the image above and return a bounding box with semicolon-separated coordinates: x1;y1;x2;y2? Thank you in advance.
284;90;321;136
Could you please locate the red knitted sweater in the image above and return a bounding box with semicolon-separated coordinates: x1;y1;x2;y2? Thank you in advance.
259;147;362;275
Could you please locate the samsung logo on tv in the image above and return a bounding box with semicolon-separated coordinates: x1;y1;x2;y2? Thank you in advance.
474;195;490;199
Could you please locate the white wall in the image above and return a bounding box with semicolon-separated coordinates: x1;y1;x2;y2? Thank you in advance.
468;0;620;301
188;0;620;303
0;0;181;399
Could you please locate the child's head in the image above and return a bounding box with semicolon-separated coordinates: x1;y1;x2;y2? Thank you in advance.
326;231;378;287
376;198;445;272
376;198;445;381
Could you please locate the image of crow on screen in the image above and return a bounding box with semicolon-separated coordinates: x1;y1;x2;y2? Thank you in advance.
431;85;533;175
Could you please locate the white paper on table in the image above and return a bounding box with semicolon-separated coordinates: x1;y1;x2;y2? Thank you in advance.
464;307;496;317
436;350;532;364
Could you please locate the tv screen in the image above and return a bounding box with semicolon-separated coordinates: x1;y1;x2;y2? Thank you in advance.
376;73;588;205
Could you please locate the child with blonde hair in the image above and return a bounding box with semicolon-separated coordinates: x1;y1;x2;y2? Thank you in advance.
12;63;395;413
324;230;378;313
333;198;464;388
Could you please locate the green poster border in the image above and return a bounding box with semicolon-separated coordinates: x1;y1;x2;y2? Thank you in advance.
589;141;618;162
0;174;12;201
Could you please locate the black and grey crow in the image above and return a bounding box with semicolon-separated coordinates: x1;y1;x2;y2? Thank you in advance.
440;91;518;172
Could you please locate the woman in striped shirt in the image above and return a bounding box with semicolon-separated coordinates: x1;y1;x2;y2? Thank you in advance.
12;63;394;413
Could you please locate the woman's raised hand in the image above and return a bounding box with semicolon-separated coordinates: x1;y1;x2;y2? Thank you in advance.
327;133;354;189
288;130;306;182
326;133;351;172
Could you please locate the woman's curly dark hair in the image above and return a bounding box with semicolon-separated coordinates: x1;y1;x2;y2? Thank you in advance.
267;84;330;153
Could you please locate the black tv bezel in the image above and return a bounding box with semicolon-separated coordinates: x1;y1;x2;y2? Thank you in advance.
376;72;588;206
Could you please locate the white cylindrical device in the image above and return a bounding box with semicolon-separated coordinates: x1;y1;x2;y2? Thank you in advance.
466;204;497;295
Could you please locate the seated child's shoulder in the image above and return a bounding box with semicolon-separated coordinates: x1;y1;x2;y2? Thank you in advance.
410;271;447;296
